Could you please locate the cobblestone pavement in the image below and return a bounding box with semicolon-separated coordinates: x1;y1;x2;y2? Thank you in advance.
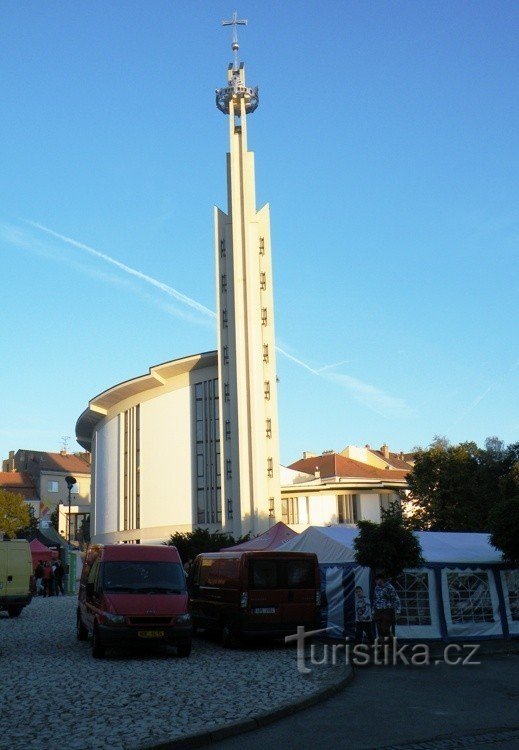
0;596;344;750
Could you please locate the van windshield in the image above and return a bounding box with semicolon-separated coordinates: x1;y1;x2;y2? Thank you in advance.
102;561;186;594
249;559;315;590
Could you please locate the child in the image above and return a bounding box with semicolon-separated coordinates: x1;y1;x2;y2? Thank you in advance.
354;586;374;645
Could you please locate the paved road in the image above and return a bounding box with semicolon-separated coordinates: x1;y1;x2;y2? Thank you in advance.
209;652;519;750
0;596;340;750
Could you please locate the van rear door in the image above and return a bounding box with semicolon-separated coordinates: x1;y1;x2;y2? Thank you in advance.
247;556;318;628
6;542;31;598
0;544;7;599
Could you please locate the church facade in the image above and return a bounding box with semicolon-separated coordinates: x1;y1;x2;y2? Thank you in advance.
75;32;409;545
76;36;282;544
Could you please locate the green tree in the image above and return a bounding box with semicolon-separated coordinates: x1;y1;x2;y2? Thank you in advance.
353;516;423;579
164;527;250;562
0;489;30;539
488;496;519;564
406;438;519;531
16;505;39;537
77;515;91;549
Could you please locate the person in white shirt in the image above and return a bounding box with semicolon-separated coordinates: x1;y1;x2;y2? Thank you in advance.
354;586;374;645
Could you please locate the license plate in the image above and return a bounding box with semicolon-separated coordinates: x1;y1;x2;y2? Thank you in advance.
138;630;165;638
253;607;276;614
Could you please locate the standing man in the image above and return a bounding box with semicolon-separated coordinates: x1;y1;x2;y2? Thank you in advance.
54;559;65;596
373;572;401;639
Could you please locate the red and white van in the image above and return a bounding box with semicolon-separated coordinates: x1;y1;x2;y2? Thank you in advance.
188;551;321;645
77;544;192;658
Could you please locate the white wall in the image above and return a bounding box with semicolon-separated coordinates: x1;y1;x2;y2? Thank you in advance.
139;387;193;529
308;494;338;525
94;416;119;537
359;493;381;522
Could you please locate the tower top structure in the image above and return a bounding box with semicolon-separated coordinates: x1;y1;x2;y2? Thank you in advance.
216;11;259;116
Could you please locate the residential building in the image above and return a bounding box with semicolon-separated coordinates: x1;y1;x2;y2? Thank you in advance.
0;470;39;520
7;449;91;541
282;451;409;531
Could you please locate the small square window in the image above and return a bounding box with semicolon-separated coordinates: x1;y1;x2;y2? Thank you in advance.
47;481;59;493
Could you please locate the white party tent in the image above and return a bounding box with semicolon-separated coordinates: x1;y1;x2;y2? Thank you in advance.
281;526;518;641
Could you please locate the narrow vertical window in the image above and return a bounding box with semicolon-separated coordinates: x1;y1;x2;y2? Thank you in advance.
227;498;233;520
220;239;226;257
259;272;266;290
266;418;272;438
226;459;232;479
223;345;229;365
268;497;275;519
267;457;273;478
225;420;231;440
221;274;227;293
259;237;265;255
261;308;268;326
224;383;230;402
263;343;269;363
222;309;228;328
264;381;270;400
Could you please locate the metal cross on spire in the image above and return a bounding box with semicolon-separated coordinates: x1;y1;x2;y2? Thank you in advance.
222;11;248;70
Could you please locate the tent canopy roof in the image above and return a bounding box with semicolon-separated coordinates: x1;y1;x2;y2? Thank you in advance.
280;526;503;564
29;538;58;561
223;522;298;551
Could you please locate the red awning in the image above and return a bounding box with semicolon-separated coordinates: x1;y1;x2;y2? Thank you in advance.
223;522;298;551
30;538;58;565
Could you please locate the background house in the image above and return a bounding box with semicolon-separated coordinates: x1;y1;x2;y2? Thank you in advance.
0;469;39;520
3;449;91;542
281;447;410;531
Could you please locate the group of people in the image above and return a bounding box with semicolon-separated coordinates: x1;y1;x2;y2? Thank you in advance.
34;559;66;597
354;573;402;644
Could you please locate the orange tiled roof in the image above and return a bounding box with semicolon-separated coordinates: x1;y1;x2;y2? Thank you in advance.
368;449;414;471
288;453;409;482
0;471;38;499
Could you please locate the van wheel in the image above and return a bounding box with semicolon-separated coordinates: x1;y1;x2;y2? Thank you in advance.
92;625;106;659
77;611;88;641
177;641;192;658
221;622;238;649
7;606;22;618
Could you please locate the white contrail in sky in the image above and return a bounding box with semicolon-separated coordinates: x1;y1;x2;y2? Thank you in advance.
26;220;216;320
13;220;407;418
448;359;519;431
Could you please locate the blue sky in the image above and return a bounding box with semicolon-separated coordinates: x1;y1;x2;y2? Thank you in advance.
1;1;517;465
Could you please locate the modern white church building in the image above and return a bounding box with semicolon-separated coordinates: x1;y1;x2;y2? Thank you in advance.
76;26;409;545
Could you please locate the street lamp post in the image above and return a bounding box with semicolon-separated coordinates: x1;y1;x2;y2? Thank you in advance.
65;475;77;543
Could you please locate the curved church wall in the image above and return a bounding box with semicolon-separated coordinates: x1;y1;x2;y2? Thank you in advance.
85;357;219;545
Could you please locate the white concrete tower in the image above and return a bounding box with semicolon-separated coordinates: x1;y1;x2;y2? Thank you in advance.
214;14;281;538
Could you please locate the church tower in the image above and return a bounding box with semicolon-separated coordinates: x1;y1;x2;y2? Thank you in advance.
214;15;281;537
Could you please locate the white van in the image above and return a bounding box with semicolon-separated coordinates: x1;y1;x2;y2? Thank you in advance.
0;540;33;617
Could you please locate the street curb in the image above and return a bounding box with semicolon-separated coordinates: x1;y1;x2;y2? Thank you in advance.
137;666;354;750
